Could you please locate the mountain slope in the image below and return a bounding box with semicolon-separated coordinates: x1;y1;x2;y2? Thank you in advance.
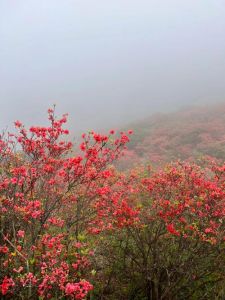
123;102;225;166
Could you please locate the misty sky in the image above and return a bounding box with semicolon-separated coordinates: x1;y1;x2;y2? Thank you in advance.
1;0;225;134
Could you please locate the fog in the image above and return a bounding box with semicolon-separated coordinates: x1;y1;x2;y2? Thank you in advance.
1;0;225;134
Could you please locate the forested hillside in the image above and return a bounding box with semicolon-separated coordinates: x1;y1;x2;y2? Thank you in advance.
122;102;225;167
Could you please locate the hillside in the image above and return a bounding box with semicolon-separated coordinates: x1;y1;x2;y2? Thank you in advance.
122;102;225;167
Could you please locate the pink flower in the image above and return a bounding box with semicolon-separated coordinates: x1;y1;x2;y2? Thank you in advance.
11;177;18;184
0;277;15;295
166;224;180;236
63;129;69;135
80;143;86;151
17;230;25;238
65;280;93;298
0;246;9;254
65;283;77;295
14;120;22;127
75;242;82;248
205;228;214;234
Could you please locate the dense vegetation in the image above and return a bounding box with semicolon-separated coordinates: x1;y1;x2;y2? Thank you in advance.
0;107;224;299
121;102;225;168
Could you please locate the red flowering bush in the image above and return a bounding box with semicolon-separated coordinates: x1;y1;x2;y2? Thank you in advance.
91;162;225;299
0;108;224;299
141;161;225;243
0;108;136;299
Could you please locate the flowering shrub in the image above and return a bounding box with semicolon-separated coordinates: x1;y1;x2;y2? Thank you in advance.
141;161;225;243
91;161;225;299
0;108;224;299
0;108;136;299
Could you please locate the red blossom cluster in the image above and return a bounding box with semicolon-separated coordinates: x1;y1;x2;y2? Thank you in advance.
141;161;225;244
0;108;136;299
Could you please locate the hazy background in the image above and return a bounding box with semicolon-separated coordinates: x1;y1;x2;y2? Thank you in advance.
1;0;225;134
